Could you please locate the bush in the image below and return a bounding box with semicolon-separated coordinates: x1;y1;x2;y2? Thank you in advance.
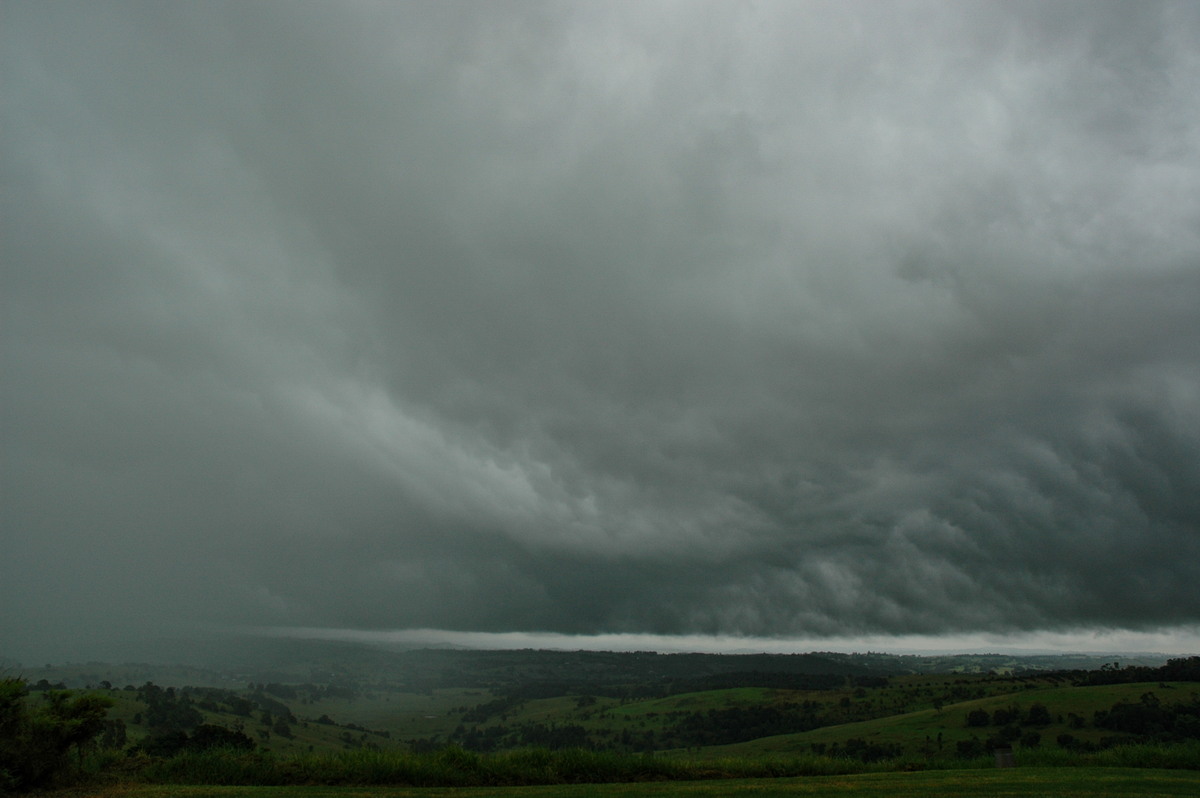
1024;703;1052;726
138;723;256;757
190;724;256;752
0;678;113;791
956;738;984;758
966;709;990;727
991;705;1020;726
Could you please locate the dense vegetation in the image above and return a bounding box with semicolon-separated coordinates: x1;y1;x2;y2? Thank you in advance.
0;678;112;791
2;651;1197;792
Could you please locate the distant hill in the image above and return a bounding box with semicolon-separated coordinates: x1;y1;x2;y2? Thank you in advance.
7;636;1174;693
7;642;1196;763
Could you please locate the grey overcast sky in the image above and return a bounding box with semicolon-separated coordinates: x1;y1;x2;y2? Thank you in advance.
3;1;1200;663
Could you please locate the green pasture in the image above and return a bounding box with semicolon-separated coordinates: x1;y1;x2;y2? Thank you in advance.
59;676;1200;762
702;682;1197;759
86;686;491;755
491;687;849;742
300;688;485;739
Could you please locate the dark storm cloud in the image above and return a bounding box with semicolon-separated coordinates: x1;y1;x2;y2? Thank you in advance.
3;1;1198;661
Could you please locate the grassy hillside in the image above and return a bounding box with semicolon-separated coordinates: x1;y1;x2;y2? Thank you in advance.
698;681;1199;760
8;660;1199;794
18;658;1199;760
9;651;1197;795
436;671;1167;754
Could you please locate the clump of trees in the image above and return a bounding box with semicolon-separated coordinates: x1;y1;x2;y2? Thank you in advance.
1074;656;1200;686
0;678;112;791
965;702;1051;730
965;690;1200;754
1093;692;1200;741
136;723;256;757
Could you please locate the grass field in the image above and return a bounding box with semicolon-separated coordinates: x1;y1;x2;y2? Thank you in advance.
703;681;1199;759
49;767;1200;797
301;687;483;741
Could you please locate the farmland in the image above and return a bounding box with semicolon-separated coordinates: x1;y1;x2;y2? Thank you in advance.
5;648;1198;793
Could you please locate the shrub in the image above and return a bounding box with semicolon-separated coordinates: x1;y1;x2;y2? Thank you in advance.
956;738;984;758
0;678;113;790
966;709;990;727
190;724;256;752
991;705;1020;726
1024;703;1052;726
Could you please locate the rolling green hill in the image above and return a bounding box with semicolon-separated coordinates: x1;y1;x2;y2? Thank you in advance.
700;681;1199;760
6;656;1199;793
11;652;1199;763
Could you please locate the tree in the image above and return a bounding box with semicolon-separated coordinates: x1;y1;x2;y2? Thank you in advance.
966;709;990;727
188;724;256;751
98;719;127;750
40;689;113;763
956;737;984;757
0;679;113;791
273;718;294;739
1024;703;1052;727
991;705;1020;726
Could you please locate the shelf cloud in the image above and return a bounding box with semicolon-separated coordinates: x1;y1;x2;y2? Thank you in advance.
3;1;1199;662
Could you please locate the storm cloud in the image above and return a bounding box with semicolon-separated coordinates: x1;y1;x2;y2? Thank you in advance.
3;0;1199;662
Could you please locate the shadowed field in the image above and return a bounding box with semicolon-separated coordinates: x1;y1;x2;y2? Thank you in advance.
47;767;1200;798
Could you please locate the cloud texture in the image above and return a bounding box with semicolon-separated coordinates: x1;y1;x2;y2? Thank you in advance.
3;0;1199;660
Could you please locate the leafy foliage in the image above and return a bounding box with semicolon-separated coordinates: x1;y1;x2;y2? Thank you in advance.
0;678;112;791
1094;691;1200;740
137;723;256;757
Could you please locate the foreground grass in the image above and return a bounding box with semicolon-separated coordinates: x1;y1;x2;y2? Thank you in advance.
129;746;874;787
120;740;1200;787
45;767;1200;798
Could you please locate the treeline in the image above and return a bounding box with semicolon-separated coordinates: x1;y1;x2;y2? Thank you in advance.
456;670;870;712
1091;691;1200;742
450;689;890;753
253;681;360;702
367;649;880;693
953;688;1200;758
667;702;841;747
1069;656;1200;687
662;671;881;694
465;670;881;721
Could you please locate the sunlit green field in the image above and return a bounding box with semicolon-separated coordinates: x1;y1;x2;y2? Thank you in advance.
53;767;1200;798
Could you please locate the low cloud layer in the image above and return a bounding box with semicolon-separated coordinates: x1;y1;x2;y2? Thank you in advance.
3;1;1199;662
